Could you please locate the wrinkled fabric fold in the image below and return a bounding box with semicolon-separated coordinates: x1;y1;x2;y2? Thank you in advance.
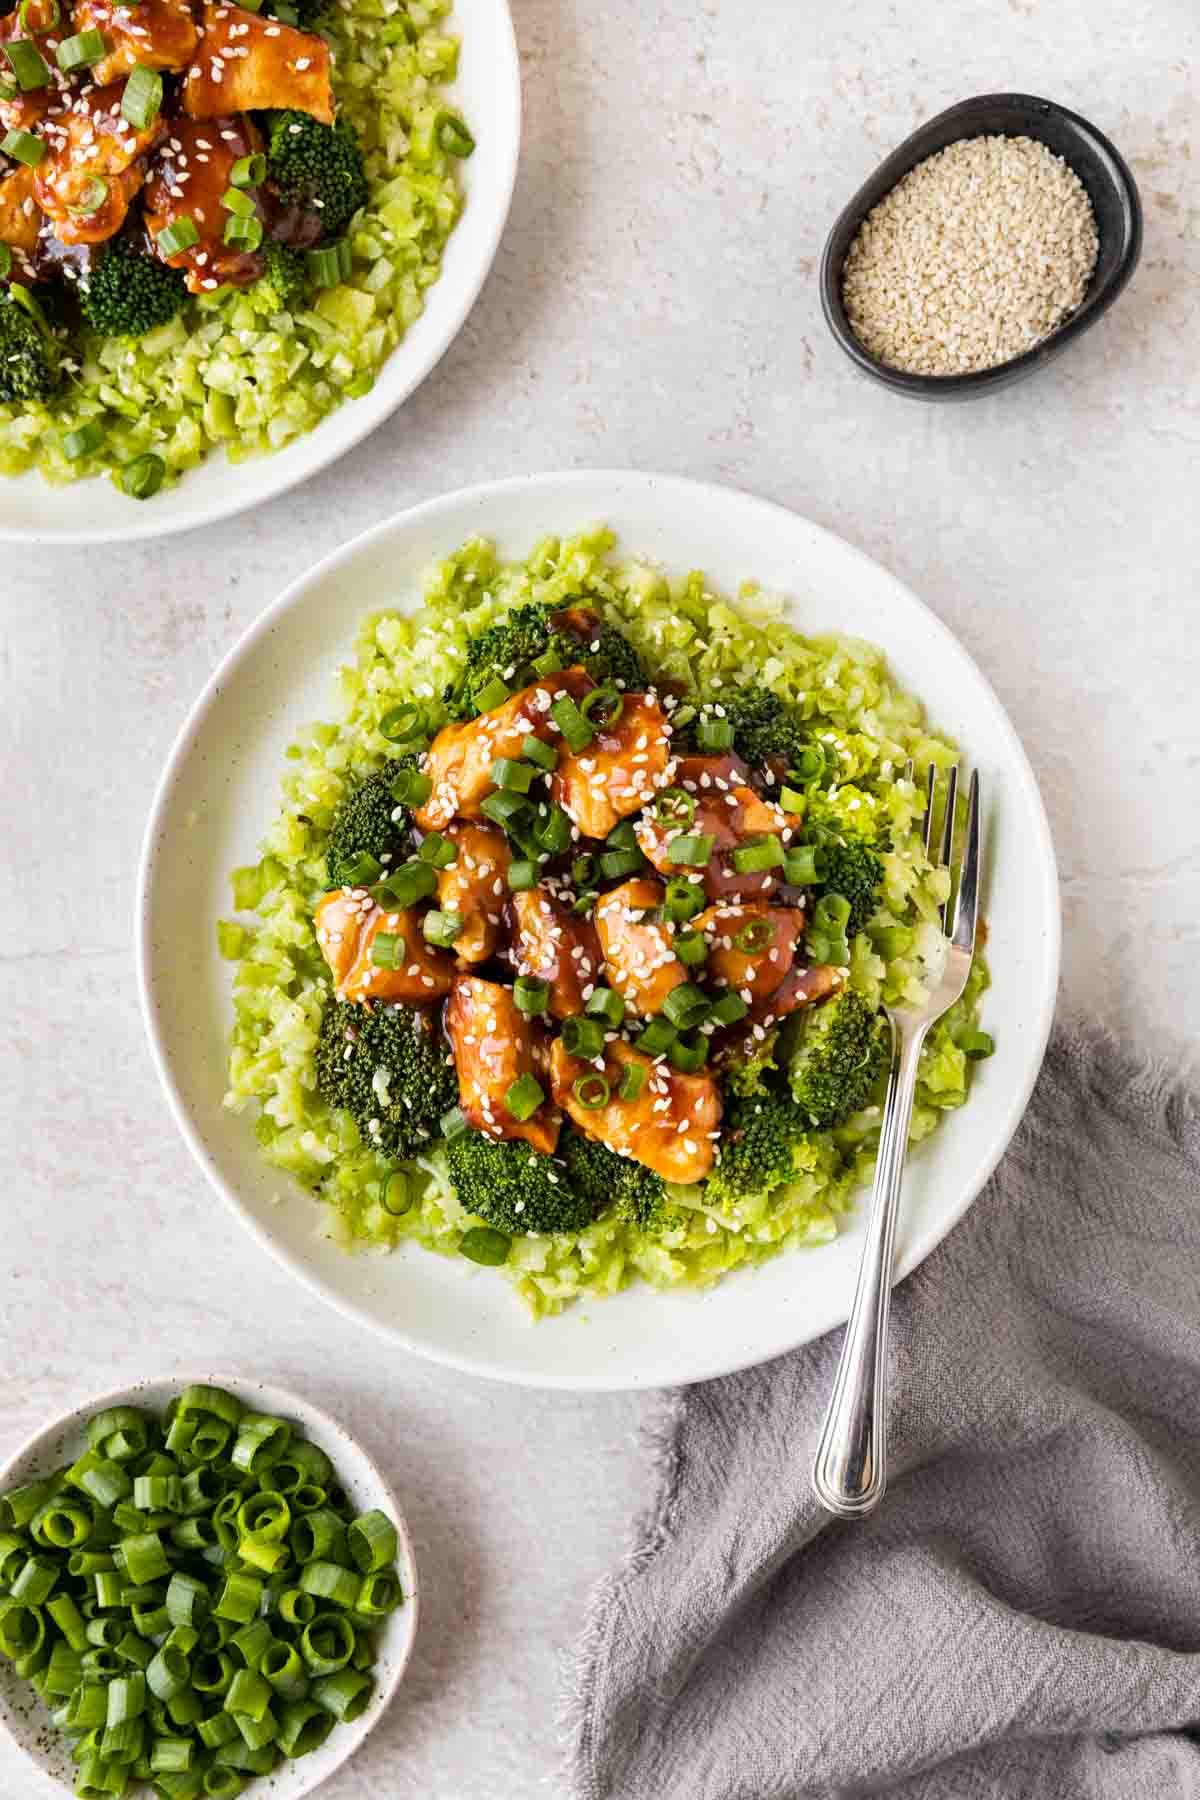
567;1026;1200;1799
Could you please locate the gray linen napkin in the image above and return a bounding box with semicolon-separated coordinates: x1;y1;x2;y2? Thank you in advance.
568;1025;1200;1800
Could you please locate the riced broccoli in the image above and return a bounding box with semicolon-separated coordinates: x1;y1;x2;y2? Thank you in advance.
325;756;419;889
0;286;61;402
559;1131;671;1231
315;996;457;1160
445;1131;602;1235
267;112;369;242
80;238;188;339
252;240;311;313
443;603;646;720
785;989;889;1129
705;1088;812;1210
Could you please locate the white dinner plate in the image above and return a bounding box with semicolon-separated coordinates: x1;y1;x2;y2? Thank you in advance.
0;0;520;546
0;1374;419;1797
137;470;1061;1390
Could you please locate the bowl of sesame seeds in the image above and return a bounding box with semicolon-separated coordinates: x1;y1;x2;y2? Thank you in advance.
820;93;1143;398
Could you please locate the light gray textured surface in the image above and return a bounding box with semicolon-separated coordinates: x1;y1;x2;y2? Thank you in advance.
1;0;1197;1794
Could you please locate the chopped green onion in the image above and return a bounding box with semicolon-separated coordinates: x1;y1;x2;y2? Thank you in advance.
507;859;537;891
19;0;59;28
479;789;530;831
667;1032;708;1073
779;786;807;814
436;111;475;157
696;715;735;751
521;735;558;773
735;919;775;955
661;983;711;1030
579;685;623;729
473;675;510;712
121;64;163;129
221;187;255;218
634;1017;676;1057
0;127;45;166
460;1225;511;1264
346;1511;397;1575
667;834;715;867
813;892;852;931
513;975;549;1016
673;929;707;967
490;757;536;793
415;830;457;868
372;859;436;908
377;701;423;743
530;647;564;676
652;787;696;825
598;849;643;880
390;767;431;807
369;931;404;970
731;836;785;875
224;213;263;251
618;1061;647;1102
382;1171;412;1217
55;28;106;70
534;803;572;855
783;845;826;885
117;453;166;501
3;39;50;89
585;986;624;1028
156;216;199;258
960;1029;995;1060
550;695;593;753
305;240;351;288
560;1015;605;1060
664;878;705;923
504;1073;544;1121
572;854;597;890
572;1073;610;1110
440;1105;468;1140
421;910;463;948
230;151;266;188
66;174;109;216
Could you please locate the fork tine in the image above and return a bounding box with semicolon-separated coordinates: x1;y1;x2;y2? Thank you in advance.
938;764;959;930
950;769;980;952
922;764;937;855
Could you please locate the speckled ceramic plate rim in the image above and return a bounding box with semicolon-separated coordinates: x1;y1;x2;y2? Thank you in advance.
0;1373;419;1797
135;469;1061;1391
0;0;521;546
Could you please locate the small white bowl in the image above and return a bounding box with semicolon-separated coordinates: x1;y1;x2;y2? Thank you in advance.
0;1375;419;1798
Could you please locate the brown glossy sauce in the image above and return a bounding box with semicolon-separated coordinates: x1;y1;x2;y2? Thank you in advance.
142;112;265;291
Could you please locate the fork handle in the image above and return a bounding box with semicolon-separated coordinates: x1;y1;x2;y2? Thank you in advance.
811;1017;928;1518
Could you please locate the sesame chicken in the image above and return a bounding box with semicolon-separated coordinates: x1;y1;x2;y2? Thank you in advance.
0;165;43;258
143;114;265;293
595;877;687;1018
551;691;672;840
415;669;594;833
549;1038;721;1185
74;0;199;88
511;887;603;1020
445;976;561;1155
0;3;70;135
314;889;455;1005
182;4;334;123
696;901;804;1003
435;822;510;966
33;83;166;246
636;752;790;903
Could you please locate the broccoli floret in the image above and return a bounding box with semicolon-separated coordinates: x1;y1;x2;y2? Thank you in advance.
785;989;889;1129
559;1131;671;1231
811;834;885;938
801;786;888;937
80;238;188;339
267;112;369;242
445;1131;602;1236
443;604;646;720
718;1026;780;1098
705;1088;812;1209
251;240;310;313
325;757;418;889
0;287;61;402
316;997;457;1160
684;687;811;773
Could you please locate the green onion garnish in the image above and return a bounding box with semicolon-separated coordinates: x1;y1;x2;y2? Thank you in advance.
381;1171;412;1215
513;976;549;1016
533;803;571;855
960;1029;995;1060
696;714;735;751
3;39;50;89
224;213;264;251
440;1105;469;1140
734;919;775;955
579;684;623;729
373;859;436;908
661;983;710;1030
436;111;475;157
779;786;806;814
560;1015;604;1060
459;1226;510;1265
598;849;643;880
415;831;457;869
472;675;510;712
369;931;404;969
221;186;255;218
667;1032;708;1073
664;878;705;923
550;695;593;753
653;787;696;825
673;929;708;966
479;789;529;831
605;819;639;851
634;1016;676;1057
55;27;106;71
378;702;422;743
67;175;108;217
490;757;535;793
814;892;852;930
531;647;564;676
571;854;597;889
507;859;537;891
709;990;749;1026
504;1073;545;1121
521;735;558;772
390;767;431;807
116;452;166;501
19;0;58;28
121;64;163;129
584;986;624;1028
572;1073;610;1111
62;419;104;462
783;844;826;885
340;852;382;887
230;151;266;188
667;834;715;867
421;910;463;948
731;836;785;875
617;1061;647;1102
305;239;351;289
0;127;45;166
156;217;199;258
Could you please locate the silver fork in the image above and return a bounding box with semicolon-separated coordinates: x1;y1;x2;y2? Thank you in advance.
811;762;981;1519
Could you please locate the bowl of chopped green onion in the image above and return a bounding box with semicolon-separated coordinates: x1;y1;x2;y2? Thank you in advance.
0;1376;418;1798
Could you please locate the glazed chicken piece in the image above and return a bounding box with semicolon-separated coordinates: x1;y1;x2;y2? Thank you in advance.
434;822;510;966
74;0;198;87
551;692;673;840
182;4;334;123
549;1038;721;1185
0;2;71;134
636;753;790;903
722;963;846;1069
143;114;266;292
445;976;561;1155
696;901;804;1004
511;887;603;1021
594;877;687;1018
314;890;455;1005
415;670;594;833
34;84;166;246
0;165;42;262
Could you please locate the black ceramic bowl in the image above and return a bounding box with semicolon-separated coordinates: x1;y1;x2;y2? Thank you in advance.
820;93;1143;400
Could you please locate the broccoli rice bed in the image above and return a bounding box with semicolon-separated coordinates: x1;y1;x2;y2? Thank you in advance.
221;528;990;1319
0;0;469;493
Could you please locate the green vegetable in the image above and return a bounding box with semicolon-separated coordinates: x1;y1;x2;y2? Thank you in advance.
80;237;188;339
324;756;420;889
266;112;368;241
314;997;458;1161
445;1132;602;1235
682;686;813;774
0;287;60;404
442;602;645;721
704;1088;814;1210
785;989;890;1128
559;1132;673;1232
